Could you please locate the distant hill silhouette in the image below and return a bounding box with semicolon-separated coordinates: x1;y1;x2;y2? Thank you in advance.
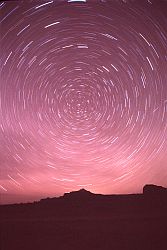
1;184;167;250
143;184;167;195
63;188;94;198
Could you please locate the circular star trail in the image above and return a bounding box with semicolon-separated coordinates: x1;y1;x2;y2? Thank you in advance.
0;0;167;203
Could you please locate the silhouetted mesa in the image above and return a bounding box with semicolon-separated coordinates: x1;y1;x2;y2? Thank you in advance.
1;184;167;250
143;184;167;195
63;188;95;199
1;184;167;214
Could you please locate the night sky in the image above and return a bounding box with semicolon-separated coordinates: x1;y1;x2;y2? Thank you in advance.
0;0;167;204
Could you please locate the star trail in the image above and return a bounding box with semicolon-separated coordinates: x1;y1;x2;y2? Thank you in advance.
0;0;167;204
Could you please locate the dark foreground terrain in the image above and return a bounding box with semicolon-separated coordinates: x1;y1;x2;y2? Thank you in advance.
1;184;167;250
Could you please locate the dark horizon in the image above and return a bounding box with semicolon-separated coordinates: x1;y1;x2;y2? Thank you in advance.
1;183;167;250
1;183;167;205
1;1;167;249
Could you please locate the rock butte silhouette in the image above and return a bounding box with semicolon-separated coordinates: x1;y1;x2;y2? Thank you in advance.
143;184;167;194
1;184;167;250
39;184;167;204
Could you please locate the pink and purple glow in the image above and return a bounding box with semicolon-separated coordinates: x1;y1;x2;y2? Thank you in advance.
0;0;167;204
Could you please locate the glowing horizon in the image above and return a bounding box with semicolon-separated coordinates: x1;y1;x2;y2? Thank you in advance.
0;0;167;204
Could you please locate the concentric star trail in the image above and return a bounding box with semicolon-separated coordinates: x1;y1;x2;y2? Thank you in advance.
0;0;167;204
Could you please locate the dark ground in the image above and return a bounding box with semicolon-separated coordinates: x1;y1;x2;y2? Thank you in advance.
1;186;167;250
